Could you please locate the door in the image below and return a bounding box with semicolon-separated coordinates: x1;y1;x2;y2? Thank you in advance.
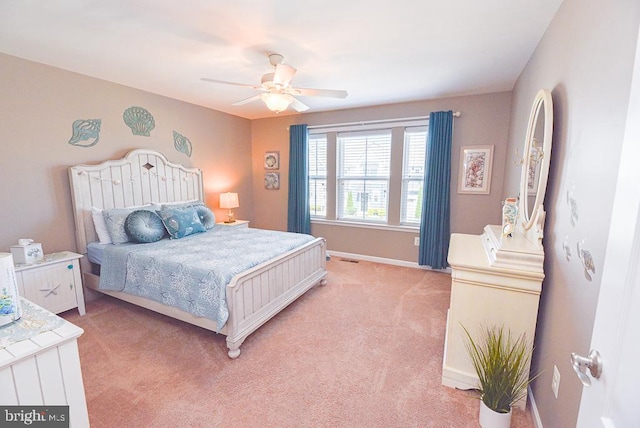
576;23;640;427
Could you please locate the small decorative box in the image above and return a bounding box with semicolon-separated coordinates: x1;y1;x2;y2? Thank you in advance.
10;241;43;265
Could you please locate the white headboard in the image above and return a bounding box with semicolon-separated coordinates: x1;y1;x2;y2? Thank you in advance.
69;149;204;254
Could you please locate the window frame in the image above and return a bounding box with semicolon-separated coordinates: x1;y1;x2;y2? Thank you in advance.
308;118;428;229
308;133;328;218
400;126;428;226
336;129;392;223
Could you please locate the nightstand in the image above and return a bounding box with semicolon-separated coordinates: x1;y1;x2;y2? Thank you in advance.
13;252;86;316
216;219;250;228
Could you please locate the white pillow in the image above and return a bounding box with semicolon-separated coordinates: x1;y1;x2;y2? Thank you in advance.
92;204;153;244
92;207;112;244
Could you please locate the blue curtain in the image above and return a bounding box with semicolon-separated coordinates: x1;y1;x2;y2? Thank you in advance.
419;111;453;269
287;124;311;234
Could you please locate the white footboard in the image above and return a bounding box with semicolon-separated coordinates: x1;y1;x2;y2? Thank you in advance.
224;237;327;358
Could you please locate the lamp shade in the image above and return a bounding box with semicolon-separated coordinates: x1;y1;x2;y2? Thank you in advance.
220;192;239;209
261;93;293;113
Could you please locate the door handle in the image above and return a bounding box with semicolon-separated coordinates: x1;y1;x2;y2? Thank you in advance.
571;349;602;387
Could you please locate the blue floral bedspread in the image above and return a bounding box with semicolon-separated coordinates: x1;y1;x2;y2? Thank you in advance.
99;226;315;330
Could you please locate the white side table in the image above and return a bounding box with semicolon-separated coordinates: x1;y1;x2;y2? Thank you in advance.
216;220;250;228
14;252;86;316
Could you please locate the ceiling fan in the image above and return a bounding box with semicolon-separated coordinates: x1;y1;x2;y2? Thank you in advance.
201;53;348;113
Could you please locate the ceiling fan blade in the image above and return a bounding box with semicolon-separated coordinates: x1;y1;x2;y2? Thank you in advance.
273;64;296;88
201;77;262;91
290;97;310;112
287;87;348;99
232;95;262;106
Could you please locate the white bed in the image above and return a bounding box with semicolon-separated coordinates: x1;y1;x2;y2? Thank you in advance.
68;149;327;358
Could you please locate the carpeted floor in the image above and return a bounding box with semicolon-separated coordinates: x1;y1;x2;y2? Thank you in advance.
62;259;534;427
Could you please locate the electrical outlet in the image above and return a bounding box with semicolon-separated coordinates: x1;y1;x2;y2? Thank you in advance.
551;365;560;398
414;237;420;246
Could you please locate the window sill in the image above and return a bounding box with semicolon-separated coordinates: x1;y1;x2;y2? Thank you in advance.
311;218;419;233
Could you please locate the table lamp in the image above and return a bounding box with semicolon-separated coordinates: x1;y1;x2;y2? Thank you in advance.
219;192;239;223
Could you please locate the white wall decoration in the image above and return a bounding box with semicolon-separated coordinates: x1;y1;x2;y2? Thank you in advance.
577;240;596;281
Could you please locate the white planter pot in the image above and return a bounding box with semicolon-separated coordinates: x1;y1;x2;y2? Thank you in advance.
479;400;512;428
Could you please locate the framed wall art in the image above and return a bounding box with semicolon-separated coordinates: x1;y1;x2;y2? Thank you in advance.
458;145;494;194
265;172;280;190
264;151;280;170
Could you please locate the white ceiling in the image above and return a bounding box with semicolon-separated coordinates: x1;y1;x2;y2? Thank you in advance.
0;1;563;120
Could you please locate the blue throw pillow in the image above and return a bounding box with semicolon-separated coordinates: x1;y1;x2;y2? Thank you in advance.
195;205;216;230
125;210;166;243
103;206;155;244
159;207;206;239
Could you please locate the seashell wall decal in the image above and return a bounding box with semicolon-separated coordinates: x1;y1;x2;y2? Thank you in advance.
577;240;596;281
562;237;572;261
567;187;579;227
68;119;101;147
173;131;192;157
123;106;155;136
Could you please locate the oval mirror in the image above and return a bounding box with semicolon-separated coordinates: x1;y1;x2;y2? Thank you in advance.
520;89;553;231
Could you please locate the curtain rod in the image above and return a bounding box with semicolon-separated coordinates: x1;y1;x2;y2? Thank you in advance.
307;111;461;131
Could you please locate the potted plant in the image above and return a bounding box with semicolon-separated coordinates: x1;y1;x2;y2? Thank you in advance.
462;325;538;428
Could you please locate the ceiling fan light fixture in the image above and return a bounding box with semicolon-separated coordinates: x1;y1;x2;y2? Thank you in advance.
261;93;293;113
202;54;347;114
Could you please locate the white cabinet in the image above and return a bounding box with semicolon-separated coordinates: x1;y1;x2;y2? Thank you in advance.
442;89;553;410
14;252;86;315
442;228;543;409
0;298;89;427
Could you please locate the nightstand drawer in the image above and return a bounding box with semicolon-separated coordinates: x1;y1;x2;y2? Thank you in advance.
18;263;77;314
14;252;85;315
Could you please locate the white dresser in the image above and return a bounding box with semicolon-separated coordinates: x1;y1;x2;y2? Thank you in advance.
442;227;544;409
0;298;90;427
441;89;554;410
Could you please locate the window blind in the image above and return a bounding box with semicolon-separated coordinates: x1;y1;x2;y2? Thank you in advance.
401;126;428;224
309;134;327;217
337;130;391;222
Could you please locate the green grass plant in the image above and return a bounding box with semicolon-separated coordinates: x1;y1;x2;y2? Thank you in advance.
462;325;538;414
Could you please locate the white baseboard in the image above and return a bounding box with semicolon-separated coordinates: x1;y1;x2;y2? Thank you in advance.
528;386;543;428
327;250;451;274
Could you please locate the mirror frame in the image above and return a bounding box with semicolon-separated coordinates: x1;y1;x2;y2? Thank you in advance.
519;89;553;232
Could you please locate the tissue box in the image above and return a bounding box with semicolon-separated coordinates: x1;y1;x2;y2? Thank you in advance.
10;243;43;265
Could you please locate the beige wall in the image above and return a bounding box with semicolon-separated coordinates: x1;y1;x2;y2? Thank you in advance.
505;0;640;426
0;53;252;254
251;92;512;263
0;51;511;266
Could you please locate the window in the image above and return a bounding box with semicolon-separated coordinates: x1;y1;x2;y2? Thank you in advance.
337;130;392;222
308;134;327;217
401;126;428;225
307;118;428;228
